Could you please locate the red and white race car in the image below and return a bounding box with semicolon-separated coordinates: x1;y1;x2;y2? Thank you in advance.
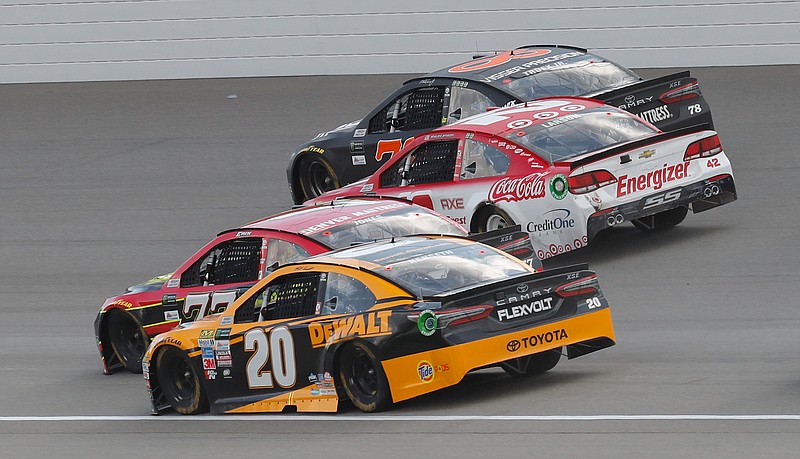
307;97;737;259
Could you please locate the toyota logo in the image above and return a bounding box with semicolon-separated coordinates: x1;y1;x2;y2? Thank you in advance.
516;284;529;294
506;340;521;352
625;95;635;105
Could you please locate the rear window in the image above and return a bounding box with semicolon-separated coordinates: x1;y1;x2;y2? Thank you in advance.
506;107;656;163
499;58;639;99
308;206;465;249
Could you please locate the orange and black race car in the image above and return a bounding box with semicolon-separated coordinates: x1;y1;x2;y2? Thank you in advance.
143;235;614;414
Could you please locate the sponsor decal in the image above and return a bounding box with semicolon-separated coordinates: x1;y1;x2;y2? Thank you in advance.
506;328;568;352
440;197;464;210
352;155;367;166
205;369;217;380
360;183;374;192
526;208;576;234
166;279;180;288
223;368;232;379
489;172;548;202
636;105;672;124
220;316;233;326
163;337;182;346
350;140;364;152
201;347;215;359
162;294;177;305
215;340;230;351
496;297;554;321
199;330;214;339
617;162;690;197
163;310;179;321
308;311;392;348
215;328;231;339
640;149;656;159
308;373;318;383
198;339;215;347
417;361;434;382
425;133;455;140
549;174;568;200
236;231;252;237
354;128;367;138
540;113;582;129
300;145;325;154
202;357;216;370
111;300;134;309
417;310;438;337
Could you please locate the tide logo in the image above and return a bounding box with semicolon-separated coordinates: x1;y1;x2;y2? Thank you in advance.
417;361;434;383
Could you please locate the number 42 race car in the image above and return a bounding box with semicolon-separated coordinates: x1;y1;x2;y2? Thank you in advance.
143;235;615;414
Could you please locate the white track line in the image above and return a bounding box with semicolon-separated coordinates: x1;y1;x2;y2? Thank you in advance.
1;414;799;422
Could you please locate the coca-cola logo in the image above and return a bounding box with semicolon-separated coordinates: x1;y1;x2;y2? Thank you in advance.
489;173;548;202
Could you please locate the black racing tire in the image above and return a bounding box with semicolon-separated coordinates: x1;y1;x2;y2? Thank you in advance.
631;206;689;232
338;342;392;413
474;206;515;233
500;347;562;377
156;346;209;415
106;309;149;374
297;155;340;203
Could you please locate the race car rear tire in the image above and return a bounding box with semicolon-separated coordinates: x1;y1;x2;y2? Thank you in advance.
156;346;208;415
631;206;688;232
338;342;392;413
106;309;149;374
475;207;515;233
500;347;562;377
297;156;340;203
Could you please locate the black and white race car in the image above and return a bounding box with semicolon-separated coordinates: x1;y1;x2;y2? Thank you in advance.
287;45;715;204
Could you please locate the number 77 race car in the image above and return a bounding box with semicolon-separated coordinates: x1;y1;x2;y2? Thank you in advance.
308;97;737;260
143;235;615;414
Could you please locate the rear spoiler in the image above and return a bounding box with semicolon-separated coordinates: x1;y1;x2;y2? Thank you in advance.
591;70;690;102
556;124;711;171
467;225;542;271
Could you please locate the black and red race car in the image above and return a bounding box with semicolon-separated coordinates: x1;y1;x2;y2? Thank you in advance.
287;44;715;203
95;198;537;374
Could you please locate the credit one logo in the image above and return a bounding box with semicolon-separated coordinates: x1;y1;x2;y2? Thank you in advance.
526;208;575;233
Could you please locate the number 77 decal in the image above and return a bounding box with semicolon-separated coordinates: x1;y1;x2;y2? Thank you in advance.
183;291;238;322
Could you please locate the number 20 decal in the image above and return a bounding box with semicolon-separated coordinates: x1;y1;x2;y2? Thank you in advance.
245;327;297;389
586;297;602;309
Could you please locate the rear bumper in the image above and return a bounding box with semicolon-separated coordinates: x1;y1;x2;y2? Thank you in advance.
587;174;737;240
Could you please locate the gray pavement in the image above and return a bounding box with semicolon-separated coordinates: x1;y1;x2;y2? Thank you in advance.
0;66;798;458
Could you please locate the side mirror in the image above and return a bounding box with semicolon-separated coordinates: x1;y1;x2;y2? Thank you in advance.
449;107;462;121
463;161;477;175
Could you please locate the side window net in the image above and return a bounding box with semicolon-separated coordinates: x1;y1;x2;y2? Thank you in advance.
379;140;459;188
181;238;262;288
261;273;320;321
368;87;446;134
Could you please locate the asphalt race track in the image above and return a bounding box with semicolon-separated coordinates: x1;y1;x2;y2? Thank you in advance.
1;65;798;458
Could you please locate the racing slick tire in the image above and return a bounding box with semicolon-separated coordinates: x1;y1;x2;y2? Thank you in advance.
500;347;562;377
475;207;515;233
156;346;209;415
297;155;340;203
631;206;688;232
338;342;392;413
106;309;149;373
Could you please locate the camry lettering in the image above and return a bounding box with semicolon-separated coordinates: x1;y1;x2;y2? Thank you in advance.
308;311;392;347
617;162;690;197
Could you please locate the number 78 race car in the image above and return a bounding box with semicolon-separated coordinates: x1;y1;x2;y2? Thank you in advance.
143;235;615;414
309;97;737;259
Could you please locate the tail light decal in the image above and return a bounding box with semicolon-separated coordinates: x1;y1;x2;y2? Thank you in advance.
568;170;617;194
684;135;722;161
556;274;599;297
660;81;700;103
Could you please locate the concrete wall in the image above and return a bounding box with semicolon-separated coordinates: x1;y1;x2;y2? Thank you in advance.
1;0;798;83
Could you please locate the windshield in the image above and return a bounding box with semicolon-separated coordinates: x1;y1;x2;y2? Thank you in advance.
308;207;466;249
500;59;639;100
373;241;530;296
506;107;657;163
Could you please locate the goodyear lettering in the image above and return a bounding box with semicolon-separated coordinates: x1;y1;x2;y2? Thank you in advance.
617;162;690;197
308;311;392;347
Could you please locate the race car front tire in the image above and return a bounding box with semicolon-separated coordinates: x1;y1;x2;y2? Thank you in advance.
297;156;340;203
338;342;392;413
474;207;515;233
500;347;562;377
631;206;688;232
156;346;209;415
106;309;149;374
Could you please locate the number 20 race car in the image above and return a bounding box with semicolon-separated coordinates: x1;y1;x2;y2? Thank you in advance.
143;235;614;414
95;198;537;374
308;97;737;260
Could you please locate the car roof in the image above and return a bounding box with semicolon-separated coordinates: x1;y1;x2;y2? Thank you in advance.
231;198;421;235
416;45;591;83
442;96;610;137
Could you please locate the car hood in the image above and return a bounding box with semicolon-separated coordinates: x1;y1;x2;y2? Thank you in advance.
125;272;174;294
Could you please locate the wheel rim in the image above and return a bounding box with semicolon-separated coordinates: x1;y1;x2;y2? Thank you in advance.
110;313;147;367
350;347;378;398
307;161;335;197
485;213;510;231
168;357;196;404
